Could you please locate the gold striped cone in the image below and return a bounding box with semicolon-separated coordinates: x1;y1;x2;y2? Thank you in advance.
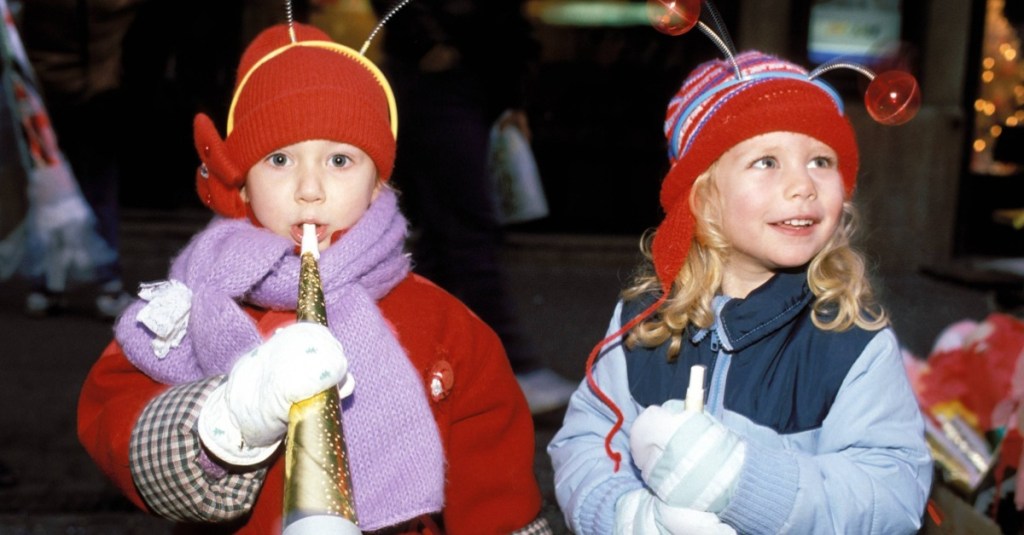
282;246;359;530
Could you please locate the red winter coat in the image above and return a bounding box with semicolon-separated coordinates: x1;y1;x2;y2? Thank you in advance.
78;274;542;534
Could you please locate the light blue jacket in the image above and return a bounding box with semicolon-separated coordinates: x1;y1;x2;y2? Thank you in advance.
548;274;932;534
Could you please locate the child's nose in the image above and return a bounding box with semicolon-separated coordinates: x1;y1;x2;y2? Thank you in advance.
784;168;817;199
296;168;326;203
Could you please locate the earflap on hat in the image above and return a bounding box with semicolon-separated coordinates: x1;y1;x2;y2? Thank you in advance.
194;113;246;218
650;181;697;294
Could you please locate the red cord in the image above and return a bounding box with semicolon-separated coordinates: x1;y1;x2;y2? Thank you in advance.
584;294;667;472
925;499;943;526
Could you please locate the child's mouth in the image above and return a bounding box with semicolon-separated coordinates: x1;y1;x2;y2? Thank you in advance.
291;223;325;245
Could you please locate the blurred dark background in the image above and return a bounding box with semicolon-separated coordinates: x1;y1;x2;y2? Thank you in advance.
98;0;1024;269
70;0;1022;364
13;0;1017;349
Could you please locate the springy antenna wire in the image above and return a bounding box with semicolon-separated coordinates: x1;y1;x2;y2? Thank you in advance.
701;0;734;54
696;22;740;79
284;0;297;42
809;58;877;81
282;0;412;56
697;0;740;78
361;0;414;55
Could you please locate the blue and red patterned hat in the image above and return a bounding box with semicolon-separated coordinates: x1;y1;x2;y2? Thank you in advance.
651;50;860;291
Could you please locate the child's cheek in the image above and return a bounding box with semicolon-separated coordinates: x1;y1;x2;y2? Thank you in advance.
245;202;265;229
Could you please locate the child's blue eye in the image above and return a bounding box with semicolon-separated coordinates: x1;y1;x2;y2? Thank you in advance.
809;156;834;169
330;154;350;167
267;153;289;166
752;156;777;169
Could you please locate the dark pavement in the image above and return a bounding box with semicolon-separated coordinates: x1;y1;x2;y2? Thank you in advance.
0;209;999;533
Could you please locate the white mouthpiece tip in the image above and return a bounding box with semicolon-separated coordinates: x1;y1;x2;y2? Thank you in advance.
689;365;705;390
301;224;319;259
685;364;705;413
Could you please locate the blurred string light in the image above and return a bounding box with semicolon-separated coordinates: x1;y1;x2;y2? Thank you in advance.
526;0;650;27
971;0;1023;175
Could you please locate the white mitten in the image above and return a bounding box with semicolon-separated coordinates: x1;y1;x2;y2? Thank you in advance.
615;488;661;535
615;488;737;535
630;400;746;513
198;322;353;465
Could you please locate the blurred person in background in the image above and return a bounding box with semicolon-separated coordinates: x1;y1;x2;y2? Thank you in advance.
369;0;576;414
18;0;139;319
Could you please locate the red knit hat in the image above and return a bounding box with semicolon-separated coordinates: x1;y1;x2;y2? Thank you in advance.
651;50;860;291
193;23;397;219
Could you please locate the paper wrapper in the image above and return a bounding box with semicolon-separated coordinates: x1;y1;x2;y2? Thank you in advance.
924;412;997;496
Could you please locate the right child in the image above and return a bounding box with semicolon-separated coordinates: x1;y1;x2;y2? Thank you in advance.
548;51;933;534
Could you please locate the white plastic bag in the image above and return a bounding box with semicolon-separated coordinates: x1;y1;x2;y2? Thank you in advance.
0;1;115;290
487;114;549;225
22;155;116;291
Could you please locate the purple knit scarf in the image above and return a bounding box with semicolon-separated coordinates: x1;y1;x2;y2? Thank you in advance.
116;189;445;529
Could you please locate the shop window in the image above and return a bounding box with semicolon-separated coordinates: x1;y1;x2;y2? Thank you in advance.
956;0;1024;259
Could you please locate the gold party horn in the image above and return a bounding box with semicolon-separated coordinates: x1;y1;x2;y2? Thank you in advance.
282;224;360;534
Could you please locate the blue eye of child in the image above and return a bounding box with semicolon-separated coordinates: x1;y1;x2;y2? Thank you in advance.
809;156;834;168
331;155;349;166
269;154;288;166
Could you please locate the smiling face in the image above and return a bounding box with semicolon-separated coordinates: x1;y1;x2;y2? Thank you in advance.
710;131;845;297
241;139;380;251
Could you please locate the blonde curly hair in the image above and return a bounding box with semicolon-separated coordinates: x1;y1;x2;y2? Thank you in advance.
623;164;887;360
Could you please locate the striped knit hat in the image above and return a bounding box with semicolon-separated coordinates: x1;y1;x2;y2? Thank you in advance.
192;23;397;219
651;50;859;291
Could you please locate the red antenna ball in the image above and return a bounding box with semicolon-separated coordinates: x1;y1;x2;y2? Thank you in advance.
864;71;921;126
647;0;701;36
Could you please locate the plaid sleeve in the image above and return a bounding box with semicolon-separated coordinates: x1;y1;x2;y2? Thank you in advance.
129;375;268;522
511;516;553;535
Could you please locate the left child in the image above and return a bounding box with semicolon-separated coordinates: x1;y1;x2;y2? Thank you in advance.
77;22;549;534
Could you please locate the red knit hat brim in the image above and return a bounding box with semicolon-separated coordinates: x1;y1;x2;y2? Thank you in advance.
652;77;859;291
226;82;395;180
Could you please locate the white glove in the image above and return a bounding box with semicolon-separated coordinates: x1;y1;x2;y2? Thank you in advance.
630;400;746;513
198;322;353;465
615;488;737;535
